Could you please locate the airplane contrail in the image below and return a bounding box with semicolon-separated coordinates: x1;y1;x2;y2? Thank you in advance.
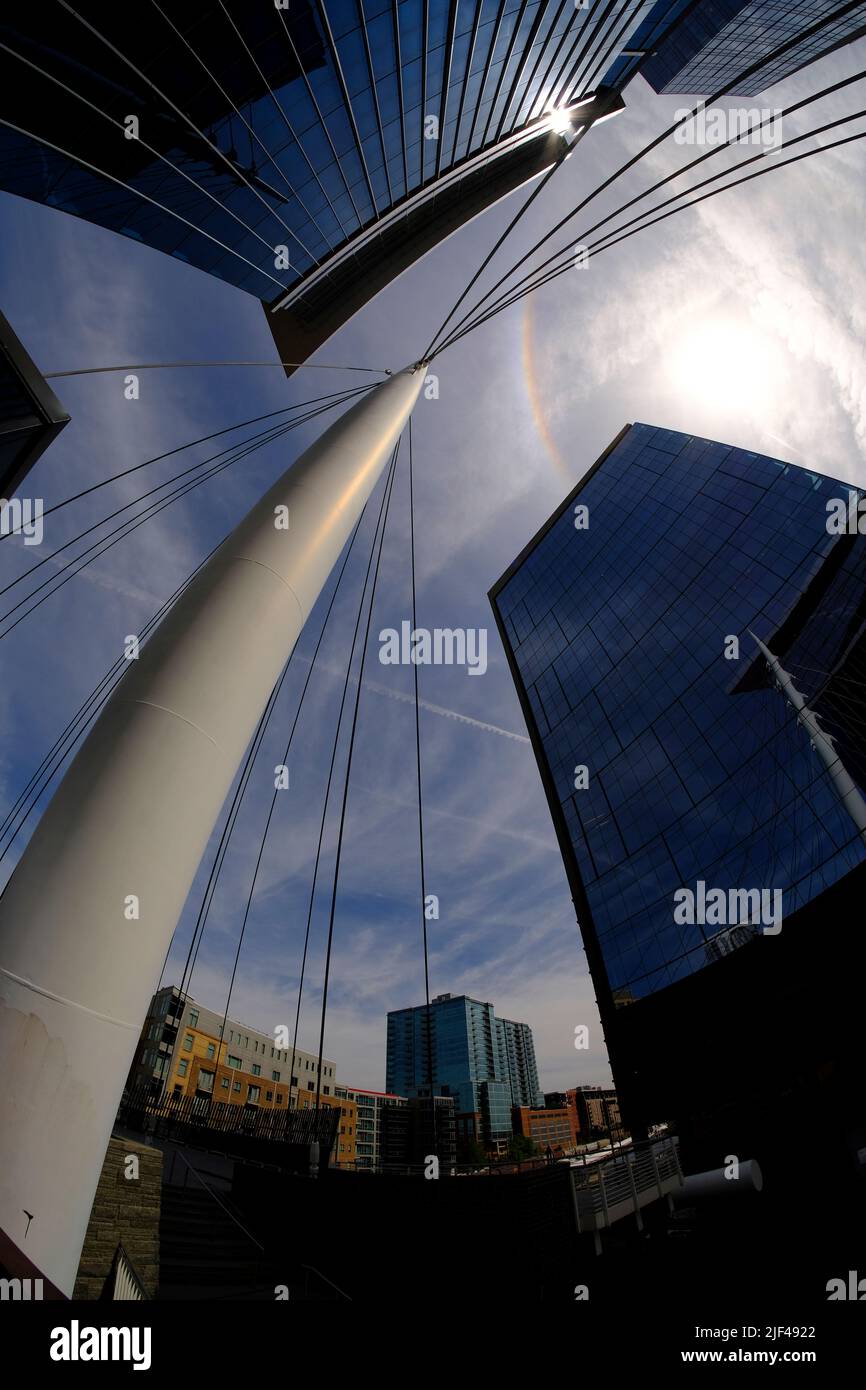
361;675;531;744
310;654;531;744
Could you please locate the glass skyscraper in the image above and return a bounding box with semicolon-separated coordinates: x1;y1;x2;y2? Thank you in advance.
4;4;860;370
636;0;866;96
490;424;866;1158
496;1015;544;1108
386;992;542;1147
0;1;667;370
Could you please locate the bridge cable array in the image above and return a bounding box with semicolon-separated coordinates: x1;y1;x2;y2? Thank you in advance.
0;387;370;537
408;417;437;1138
434;102;866;357
0;385;374;640
0;385;373;860
312;440;403;1107
425;2;866;359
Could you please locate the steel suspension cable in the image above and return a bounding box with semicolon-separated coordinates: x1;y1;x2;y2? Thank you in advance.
148;0;336;258
0;388;372;637
286;446;401;1115
177;673;287;1017
43;362;387;380
1;388;366;598
208;439;400;1112
425;0;865;356
462;67;866;334
223;0;356;238
423;0;624;356
0;530;228;863
57;0;325;266
0;114;290;294
314;437;402;1111
0;388;371;535
0;40;307;273
439;71;866;347
212;499;374;1086
408;416;436;1150
582;105;866;256
0;403;337;852
422;143;570;358
437;118;866;353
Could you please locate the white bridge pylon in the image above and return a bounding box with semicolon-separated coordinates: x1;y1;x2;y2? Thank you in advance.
0;364;425;1296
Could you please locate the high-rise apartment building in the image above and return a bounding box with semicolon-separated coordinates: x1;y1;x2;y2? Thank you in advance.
386;992;543;1152
491;423;866;1173
496;1016;544;1108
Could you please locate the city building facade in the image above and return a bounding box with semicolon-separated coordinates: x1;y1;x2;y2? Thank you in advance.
128;986;337;1108
634;0;866;96
491;424;866;1173
568;1086;623;1139
379;1094;457;1168
512;1103;579;1155
0;2;685;371
333;1085;406;1169
295;1089;358;1167
386;992;543;1152
496;1016;544;1107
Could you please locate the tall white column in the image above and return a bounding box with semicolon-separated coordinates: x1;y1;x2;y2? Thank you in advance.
0;364;425;1296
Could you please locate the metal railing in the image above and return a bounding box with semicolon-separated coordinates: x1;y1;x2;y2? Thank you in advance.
117;1083;340;1165
104;1243;148;1301
571;1137;683;1236
334;1151;595;1178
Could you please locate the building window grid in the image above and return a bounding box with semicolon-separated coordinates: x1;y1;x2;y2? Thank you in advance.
496;426;866;997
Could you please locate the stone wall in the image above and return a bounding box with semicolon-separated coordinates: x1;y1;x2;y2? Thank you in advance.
73;1136;162;1299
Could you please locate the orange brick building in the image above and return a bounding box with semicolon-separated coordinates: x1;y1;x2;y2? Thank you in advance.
512;1104;579;1155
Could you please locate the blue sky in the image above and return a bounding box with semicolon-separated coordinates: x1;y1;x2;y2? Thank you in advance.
1;50;865;1094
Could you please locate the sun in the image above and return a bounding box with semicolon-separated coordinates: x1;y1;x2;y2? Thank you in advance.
664;316;782;419
547;106;575;136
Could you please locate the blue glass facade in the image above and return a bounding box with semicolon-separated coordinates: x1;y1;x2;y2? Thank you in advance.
491;424;866;1009
496;1015;543;1106
386;992;542;1137
601;0;697;90
0;1;652;304
636;0;866;96
479;1079;512;1140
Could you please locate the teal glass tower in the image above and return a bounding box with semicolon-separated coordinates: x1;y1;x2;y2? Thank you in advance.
386;992;542;1149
